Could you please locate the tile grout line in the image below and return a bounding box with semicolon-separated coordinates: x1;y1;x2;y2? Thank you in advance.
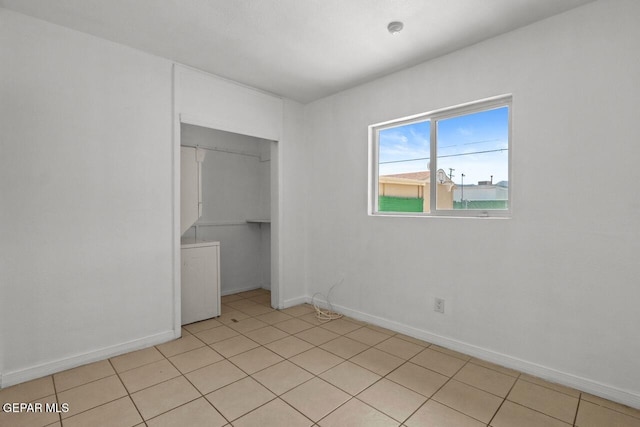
496;399;577;427
50;373;62;426
108;357;145;427
155;342;233;426
485;369;522;427
380;357;445;424
384;358;435;425
16;295;390;425
138;290;272;425
184;293;307;424
275;396;316;425
517;374;582;399
573;393;583;426
12;290;637;426
505;380;582;425
315;395;362;425
344;345;471;424
419;357;493;424
287;299;601;426
217;294;303;424
55;372;138;424
579;397;640;421
261;309;471;426
226;295;386;423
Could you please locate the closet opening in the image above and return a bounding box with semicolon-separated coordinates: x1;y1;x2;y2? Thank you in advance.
178;121;279;326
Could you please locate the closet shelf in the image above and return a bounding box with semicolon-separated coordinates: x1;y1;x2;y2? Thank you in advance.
246;219;271;224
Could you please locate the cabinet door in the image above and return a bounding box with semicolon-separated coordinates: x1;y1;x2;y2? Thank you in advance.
181;246;219;325
181;146;200;235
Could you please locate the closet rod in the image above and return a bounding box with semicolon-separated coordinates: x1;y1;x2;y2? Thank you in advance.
181;144;261;159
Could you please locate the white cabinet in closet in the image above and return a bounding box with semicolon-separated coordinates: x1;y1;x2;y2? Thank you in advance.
180;146;205;235
181;240;221;325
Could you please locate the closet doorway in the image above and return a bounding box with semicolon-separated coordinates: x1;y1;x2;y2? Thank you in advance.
179;121;279;312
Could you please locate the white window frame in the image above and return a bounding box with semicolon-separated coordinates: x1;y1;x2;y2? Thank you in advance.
369;95;512;218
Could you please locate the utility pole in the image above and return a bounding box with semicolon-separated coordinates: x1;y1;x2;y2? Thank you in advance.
461;173;465;208
449;168;455;181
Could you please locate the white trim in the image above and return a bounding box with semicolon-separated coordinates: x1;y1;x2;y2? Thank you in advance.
179;113;278;143
309;297;640;410
180;143;263;159
172;64;182;339
194;221;253;227
173;62;283;101
0;330;175;389
371;94;513;129
220;285;264;296
173;64;282;141
283;296;309;309
271;134;282;309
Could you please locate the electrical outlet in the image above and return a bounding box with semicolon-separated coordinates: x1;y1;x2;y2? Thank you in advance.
434;297;445;313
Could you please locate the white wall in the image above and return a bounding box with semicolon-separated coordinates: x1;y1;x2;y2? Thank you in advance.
258;141;272;290
175;66;282;142
0;9;174;385
0;7;308;387
302;0;640;407
181;124;271;294
279;99;309;307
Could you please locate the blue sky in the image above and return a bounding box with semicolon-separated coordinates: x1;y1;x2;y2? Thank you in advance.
378;106;509;185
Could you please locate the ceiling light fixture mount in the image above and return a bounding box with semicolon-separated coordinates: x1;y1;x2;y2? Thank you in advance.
387;21;404;35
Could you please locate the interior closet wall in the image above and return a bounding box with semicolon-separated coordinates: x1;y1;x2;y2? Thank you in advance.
181;124;271;295
258;142;272;290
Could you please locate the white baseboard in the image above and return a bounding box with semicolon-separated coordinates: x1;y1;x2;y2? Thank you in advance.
220;285;262;296
282;295;309;308
1;330;175;389
309;297;640;410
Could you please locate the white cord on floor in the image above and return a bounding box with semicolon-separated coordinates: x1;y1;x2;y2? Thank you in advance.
312;281;343;322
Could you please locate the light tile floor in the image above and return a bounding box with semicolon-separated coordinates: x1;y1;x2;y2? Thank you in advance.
1;288;639;426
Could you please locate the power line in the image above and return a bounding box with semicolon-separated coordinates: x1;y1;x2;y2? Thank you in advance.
380;156;429;165
379;148;508;165
463;138;500;146
439;138;500;148
440;148;508;159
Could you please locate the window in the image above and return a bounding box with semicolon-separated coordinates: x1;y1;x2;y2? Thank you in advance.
369;96;511;217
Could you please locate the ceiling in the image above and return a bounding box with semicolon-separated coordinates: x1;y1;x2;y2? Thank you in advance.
1;0;595;103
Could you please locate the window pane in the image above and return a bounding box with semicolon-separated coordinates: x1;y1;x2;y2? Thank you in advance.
378;120;431;213
436;107;509;210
